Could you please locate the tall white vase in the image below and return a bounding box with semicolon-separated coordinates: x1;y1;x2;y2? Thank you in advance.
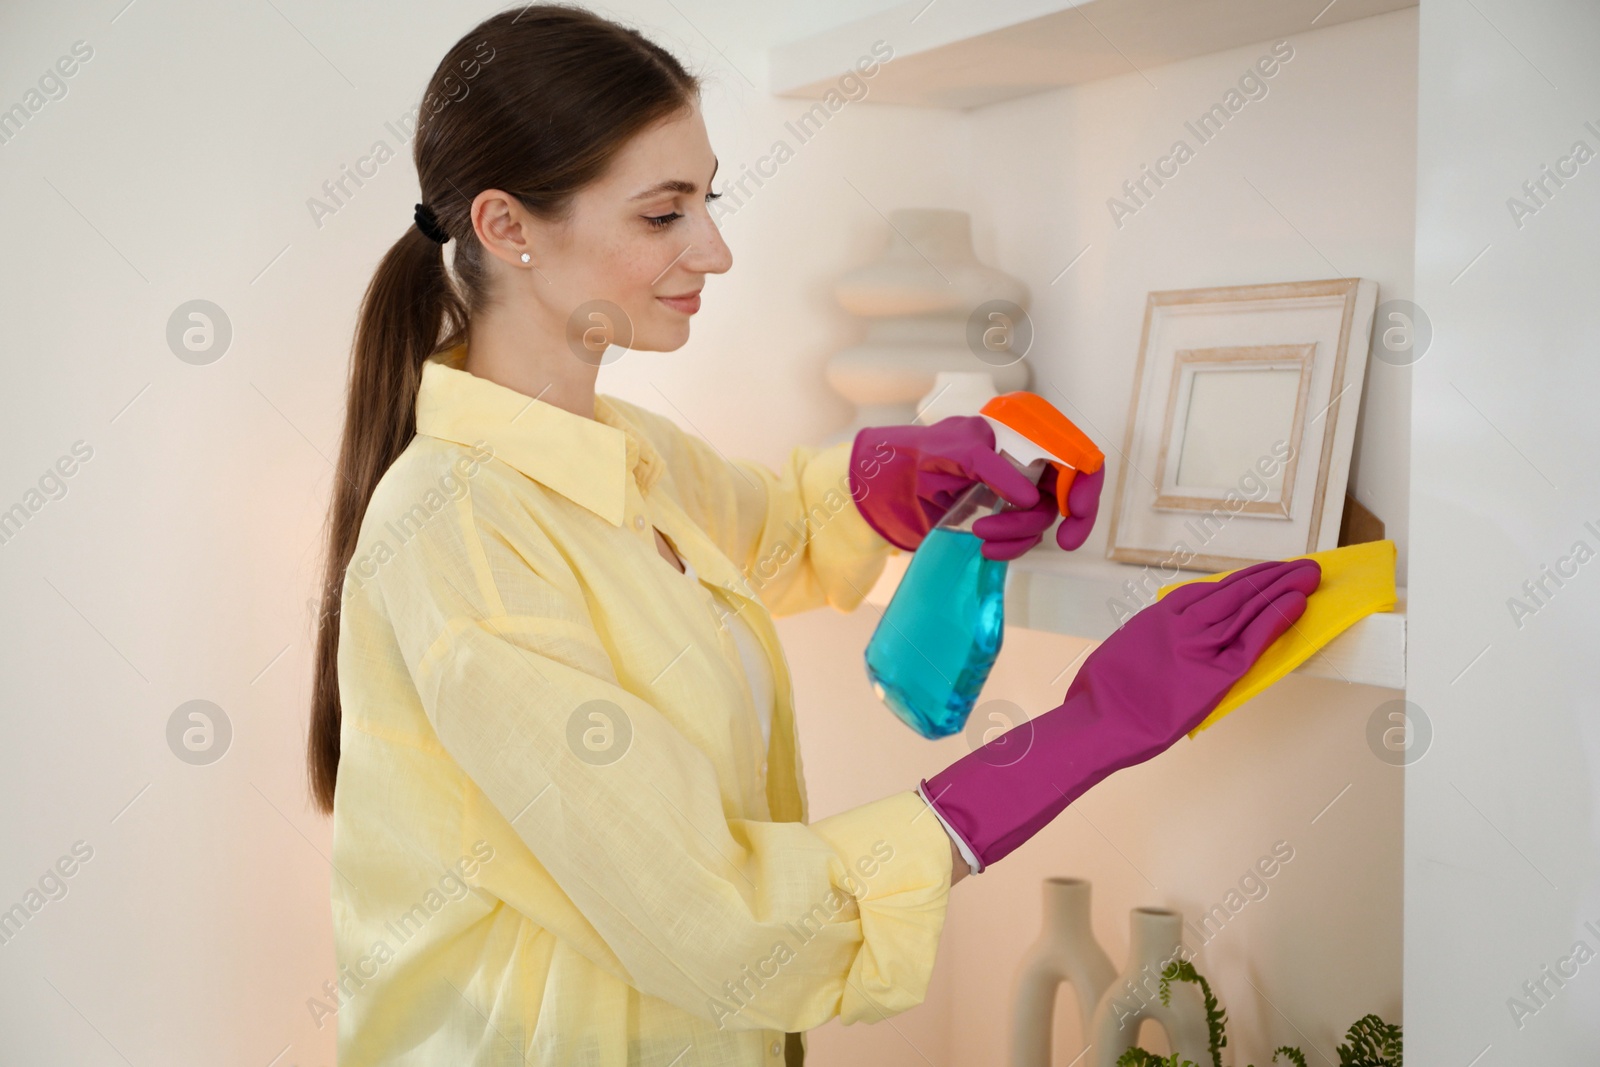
1088;908;1213;1067
823;208;1032;442
1010;878;1117;1067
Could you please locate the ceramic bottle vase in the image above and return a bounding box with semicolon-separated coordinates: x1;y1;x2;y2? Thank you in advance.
823;207;1031;442
1088;907;1213;1067
1010;878;1116;1067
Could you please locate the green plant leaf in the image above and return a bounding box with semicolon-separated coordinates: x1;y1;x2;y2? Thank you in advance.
1134;964;1398;1067
1335;1013;1403;1067
1115;1048;1197;1067
1157;960;1227;1067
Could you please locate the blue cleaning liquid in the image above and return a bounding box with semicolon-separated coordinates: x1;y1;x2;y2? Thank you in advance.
864;526;1009;739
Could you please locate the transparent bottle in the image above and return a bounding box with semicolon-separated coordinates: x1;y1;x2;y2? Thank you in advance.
864;392;1102;739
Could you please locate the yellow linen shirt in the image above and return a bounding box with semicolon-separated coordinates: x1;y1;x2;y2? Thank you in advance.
329;344;956;1066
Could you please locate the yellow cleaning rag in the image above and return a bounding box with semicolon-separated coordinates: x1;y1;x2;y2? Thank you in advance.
1156;539;1398;737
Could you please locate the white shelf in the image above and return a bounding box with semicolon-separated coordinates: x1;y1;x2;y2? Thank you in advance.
862;547;1407;690
771;0;1416;110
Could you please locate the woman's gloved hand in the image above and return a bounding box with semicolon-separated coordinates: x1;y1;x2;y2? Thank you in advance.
919;557;1322;873
849;417;1103;560
971;461;1105;558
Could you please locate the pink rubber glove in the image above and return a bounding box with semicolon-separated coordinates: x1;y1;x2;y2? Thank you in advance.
919;557;1322;873
970;462;1106;559
850;417;1080;559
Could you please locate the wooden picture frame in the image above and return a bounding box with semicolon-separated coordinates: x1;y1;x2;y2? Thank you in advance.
1105;278;1378;572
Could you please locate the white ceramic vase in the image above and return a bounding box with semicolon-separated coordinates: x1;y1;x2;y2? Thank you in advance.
1010;877;1117;1067
824;207;1031;441
1088;907;1213;1067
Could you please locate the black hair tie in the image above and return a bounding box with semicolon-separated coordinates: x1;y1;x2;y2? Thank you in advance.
413;202;450;244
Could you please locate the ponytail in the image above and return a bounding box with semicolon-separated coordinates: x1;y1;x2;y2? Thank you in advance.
306;224;465;814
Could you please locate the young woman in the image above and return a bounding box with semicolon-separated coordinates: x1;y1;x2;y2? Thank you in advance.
305;8;1319;1065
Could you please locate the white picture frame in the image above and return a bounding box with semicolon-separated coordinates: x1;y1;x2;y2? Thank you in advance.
1105;278;1379;572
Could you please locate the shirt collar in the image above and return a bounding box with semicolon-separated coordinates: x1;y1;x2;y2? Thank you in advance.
414;344;664;526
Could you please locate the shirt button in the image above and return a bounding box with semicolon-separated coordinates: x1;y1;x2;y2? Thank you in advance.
633;514;645;530
770;1039;783;1057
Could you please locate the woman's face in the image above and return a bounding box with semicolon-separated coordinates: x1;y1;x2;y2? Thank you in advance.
476;103;733;355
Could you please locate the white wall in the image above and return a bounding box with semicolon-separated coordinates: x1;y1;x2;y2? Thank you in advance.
1411;0;1600;1060
0;1;1413;1063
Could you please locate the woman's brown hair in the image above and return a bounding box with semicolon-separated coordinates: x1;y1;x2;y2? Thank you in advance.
307;5;701;814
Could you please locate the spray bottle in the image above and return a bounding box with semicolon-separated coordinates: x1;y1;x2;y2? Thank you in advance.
864;392;1104;739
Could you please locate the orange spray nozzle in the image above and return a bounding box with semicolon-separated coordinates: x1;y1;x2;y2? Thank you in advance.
978;391;1105;519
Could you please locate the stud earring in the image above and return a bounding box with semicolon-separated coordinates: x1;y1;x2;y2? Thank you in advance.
520;253;531;264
